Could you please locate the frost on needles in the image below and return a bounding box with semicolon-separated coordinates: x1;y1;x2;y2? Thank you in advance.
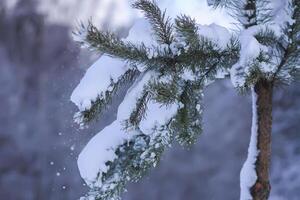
71;0;300;200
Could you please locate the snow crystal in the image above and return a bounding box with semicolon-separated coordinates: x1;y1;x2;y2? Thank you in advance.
240;87;259;200
70;144;75;151
71;55;128;111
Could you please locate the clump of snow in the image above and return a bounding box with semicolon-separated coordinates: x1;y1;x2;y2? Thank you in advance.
240;87;259;200
139;100;178;134
126;18;154;47
181;69;196;81
116;72;153;120
77;120;139;187
118;71;178;134
198;23;231;49
230;26;269;87
268;0;295;39
71;55;128;111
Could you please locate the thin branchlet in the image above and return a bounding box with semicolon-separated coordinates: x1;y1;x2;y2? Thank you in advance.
132;0;174;45
80;68;140;123
125;89;152;129
272;0;300;83
84;22;150;64
172;81;203;146
175;15;199;47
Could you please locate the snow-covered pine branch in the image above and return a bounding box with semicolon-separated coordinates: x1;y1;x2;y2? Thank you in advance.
71;0;300;200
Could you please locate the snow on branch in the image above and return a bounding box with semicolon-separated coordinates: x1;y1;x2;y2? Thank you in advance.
71;56;131;111
78;72;179;200
240;87;259;200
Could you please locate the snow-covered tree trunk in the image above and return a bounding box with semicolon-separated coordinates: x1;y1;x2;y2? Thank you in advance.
251;79;273;200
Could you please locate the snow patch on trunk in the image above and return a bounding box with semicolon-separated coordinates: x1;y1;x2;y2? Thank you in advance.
240;87;259;200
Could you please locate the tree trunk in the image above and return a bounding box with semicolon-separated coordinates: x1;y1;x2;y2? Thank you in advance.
250;79;273;200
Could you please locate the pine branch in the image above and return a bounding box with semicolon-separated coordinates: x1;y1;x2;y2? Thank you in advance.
132;0;174;45
174;14;239;73
74;22;150;65
177;37;239;75
172;81;203;146
125;89;152;129
207;0;231;8
272;0;300;83
80;69;140;124
149;78;180;105
175;15;199;48
75;22;181;74
74;18;239;80
83;125;173;200
218;0;272;28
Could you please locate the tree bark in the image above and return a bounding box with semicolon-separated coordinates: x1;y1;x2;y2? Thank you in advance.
250;79;273;200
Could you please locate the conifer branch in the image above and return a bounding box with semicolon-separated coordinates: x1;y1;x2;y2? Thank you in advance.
149;78;180;105
84;126;173;200
272;0;300;83
172;81;203;146
132;0;174;45
80;69;140;123
207;0;231;8
125;89;152;129
175;15;199;48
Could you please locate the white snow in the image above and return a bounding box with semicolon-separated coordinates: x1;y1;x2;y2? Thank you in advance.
116;72;153;120
269;0;294;39
126;17;154;47
139;101;178;134
71;55;128;111
230;26;269;87
240;87;259;200
158;0;234;28
77;120;139;187
198;23;231;49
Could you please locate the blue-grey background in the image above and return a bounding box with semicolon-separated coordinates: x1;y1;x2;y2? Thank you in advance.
0;0;299;199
